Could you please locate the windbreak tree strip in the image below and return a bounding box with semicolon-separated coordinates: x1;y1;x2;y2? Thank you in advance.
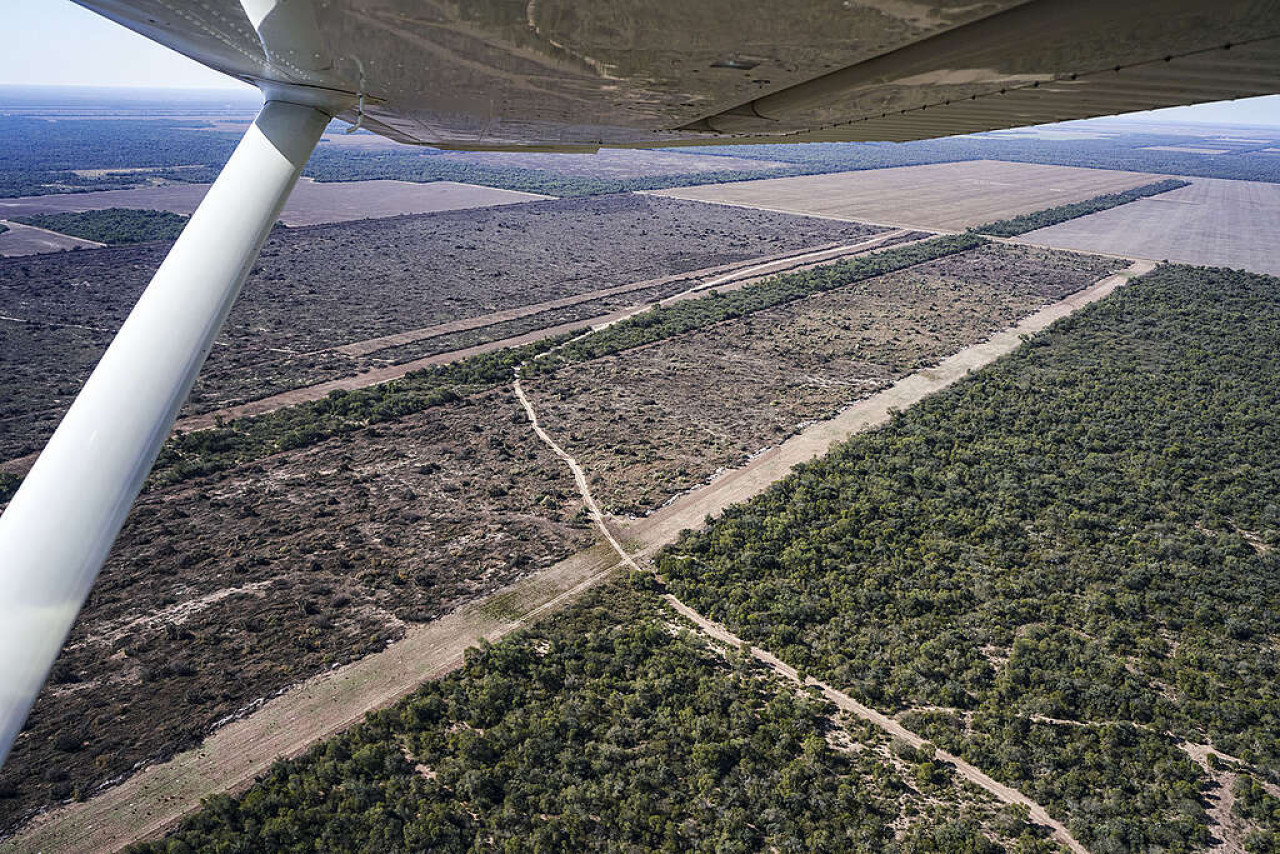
971;179;1190;237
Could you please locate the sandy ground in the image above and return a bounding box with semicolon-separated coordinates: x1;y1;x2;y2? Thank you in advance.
0;179;549;227
652;160;1162;231
1016;177;1280;276
3;260;1148;853
0;221;102;257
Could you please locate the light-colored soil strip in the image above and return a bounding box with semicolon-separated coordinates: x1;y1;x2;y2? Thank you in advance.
661;595;1087;853
334;234;906;358
3;261;1148;853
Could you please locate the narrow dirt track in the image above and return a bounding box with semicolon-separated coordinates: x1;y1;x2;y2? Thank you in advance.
513;334;1088;854
661;596;1088;854
3;260;1149;853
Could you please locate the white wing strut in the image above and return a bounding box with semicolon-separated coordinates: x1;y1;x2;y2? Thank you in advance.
0;99;332;767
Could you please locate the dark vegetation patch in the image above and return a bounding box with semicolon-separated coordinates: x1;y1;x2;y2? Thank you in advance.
122;582;1052;853
304;147;783;197
1233;775;1280;852
0;391;593;835
971;179;1191;237
13;208;189;244
0;117;239;197
529;244;1119;515
0;194;881;459
658;264;1280;849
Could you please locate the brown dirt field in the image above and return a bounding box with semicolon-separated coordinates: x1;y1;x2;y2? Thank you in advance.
0;390;592;836
653;159;1164;230
1;261;1149;854
523;244;1123;515
0;179;549;226
1016;176;1280;276
0;221;103;257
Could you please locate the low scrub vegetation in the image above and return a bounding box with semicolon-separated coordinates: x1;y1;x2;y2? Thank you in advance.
13;208;189;244
149;236;981;488
527;234;985;373
125;582;1055;852
971;179;1190;237
659;263;1280;848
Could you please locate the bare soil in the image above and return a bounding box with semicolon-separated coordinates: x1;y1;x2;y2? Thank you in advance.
0;220;102;257
0;390;592;835
655;160;1164;231
524;244;1122;514
1017;176;1280;276
0;179;549;226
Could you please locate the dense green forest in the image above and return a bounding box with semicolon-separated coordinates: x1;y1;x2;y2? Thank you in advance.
126;581;1058;853
1234;775;1280;852
14;208;189;244
142;235;978;488
658;263;1280;850
972;180;1190;237
303;148;784;197
0;117;240;197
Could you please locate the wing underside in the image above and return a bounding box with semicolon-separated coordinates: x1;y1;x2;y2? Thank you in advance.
65;1;1280;149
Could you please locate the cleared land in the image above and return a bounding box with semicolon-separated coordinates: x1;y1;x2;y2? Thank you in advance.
0;390;594;837
653;159;1162;231
2;260;1142;853
524;244;1122;515
0;220;101;256
0;195;883;459
0;178;549;226
1018;177;1280;275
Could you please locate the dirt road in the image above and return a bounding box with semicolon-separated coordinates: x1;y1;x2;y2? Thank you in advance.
4;262;1149;853
662;595;1088;853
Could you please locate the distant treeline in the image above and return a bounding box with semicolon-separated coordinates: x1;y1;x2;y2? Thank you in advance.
0;117;241;197
971;179;1191;237
14;208;189;245
680;132;1280;185
303;148;783;197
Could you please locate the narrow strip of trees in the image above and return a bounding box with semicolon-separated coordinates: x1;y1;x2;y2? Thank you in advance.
971;179;1190;236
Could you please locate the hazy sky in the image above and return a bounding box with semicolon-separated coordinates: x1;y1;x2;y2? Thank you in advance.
5;0;1279;126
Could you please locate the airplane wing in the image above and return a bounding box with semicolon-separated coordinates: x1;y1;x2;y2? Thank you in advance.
75;0;1280;150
